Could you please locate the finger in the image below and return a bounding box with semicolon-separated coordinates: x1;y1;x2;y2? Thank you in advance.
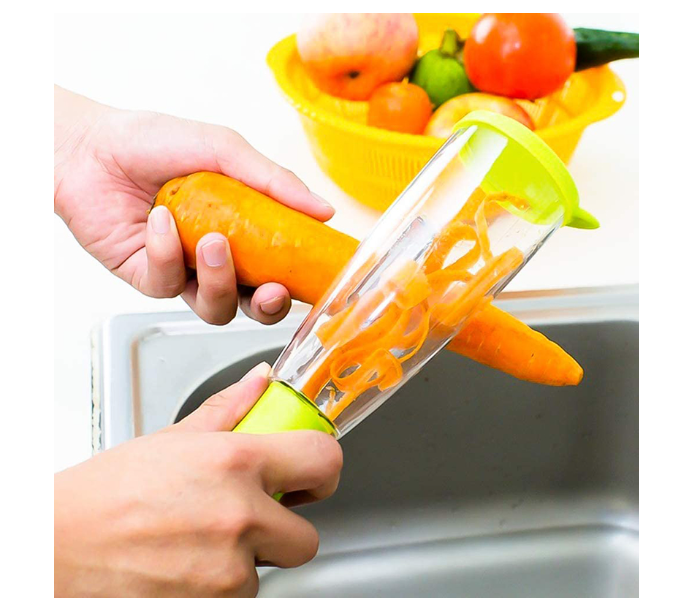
239;283;292;325
249;490;320;569
224;552;259;598
208;126;335;222
252;431;343;502
181;233;238;325
175;362;271;433
139;206;187;298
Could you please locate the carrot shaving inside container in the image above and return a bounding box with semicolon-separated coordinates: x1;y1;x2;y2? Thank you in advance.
391;302;431;363
424;222;480;274
475;202;493;262
317;289;400;348
303;190;528;422
380;260;433;310
454;187;487;222
433;249;524;329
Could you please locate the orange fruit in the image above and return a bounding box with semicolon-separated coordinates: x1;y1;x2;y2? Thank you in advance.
367;82;433;134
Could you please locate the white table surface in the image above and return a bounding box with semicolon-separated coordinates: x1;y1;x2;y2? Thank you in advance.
54;13;638;471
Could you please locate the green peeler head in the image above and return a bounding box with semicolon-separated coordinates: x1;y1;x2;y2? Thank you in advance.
453;110;599;230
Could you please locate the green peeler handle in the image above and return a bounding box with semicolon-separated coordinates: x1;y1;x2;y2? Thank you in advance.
233;380;336;435
233;381;337;501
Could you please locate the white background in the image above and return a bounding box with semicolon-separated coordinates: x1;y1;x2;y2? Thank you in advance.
54;13;639;471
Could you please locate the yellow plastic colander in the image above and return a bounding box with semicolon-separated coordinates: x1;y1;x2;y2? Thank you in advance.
266;13;627;211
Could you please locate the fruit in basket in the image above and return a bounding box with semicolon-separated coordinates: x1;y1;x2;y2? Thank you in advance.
424;93;534;138
297;13;419;101
367;82;433;134
464;13;576;100
409;29;474;108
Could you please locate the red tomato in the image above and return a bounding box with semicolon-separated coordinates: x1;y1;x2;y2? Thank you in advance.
464;13;576;100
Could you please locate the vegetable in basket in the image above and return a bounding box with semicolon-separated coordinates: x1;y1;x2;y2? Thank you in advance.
464;13;576;100
464;13;639;100
409;28;474;108
574;28;639;71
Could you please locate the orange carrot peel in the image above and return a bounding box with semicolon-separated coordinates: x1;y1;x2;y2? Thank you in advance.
302;192;529;421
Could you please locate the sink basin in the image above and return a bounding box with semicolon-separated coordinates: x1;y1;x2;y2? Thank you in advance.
92;286;639;597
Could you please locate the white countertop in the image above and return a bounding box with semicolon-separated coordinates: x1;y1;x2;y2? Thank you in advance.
54;13;638;471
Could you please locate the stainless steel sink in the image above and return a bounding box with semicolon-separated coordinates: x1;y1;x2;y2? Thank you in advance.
92;285;639;598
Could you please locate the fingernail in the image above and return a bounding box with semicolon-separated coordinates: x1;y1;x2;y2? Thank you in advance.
150;206;171;235
241;362;271;382
311;192;334;211
201;239;227;267
260;295;286;315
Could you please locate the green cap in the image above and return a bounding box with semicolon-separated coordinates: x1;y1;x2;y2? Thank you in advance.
453;110;599;230
233;380;337;436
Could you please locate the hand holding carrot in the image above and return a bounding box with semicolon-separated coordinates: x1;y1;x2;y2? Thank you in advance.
54;85;334;325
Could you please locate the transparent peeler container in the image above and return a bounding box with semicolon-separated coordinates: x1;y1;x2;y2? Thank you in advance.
234;111;598;439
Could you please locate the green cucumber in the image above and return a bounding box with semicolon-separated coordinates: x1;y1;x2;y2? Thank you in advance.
574;28;639;71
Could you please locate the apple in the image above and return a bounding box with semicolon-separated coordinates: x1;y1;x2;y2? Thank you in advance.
297;14;419;101
424;93;535;138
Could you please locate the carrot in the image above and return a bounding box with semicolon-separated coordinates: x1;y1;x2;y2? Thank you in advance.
154;172;583;386
155;172;357;306
448;304;584;386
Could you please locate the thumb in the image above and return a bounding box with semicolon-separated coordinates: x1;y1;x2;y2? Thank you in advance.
175;362;271;432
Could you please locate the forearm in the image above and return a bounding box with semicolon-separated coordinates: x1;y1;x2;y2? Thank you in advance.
54;86;108;207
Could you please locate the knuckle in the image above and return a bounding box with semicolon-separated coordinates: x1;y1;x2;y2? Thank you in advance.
200;278;236;303
176;550;253;596
221;561;254;594
141;275;185;299
309;432;344;477
200;303;237;326
204;390;229;409
276;165;296;181
267;166;300;195
277;167;302;189
296;525;320;566
194;395;230;428
216;501;258;539
225;438;263;474
151;250;183;274
221;127;245;147
326;438;344;476
159;279;186;298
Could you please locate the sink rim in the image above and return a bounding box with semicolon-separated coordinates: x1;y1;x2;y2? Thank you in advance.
91;284;638;454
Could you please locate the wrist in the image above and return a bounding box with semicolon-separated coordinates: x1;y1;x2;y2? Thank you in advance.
54;86;110;214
